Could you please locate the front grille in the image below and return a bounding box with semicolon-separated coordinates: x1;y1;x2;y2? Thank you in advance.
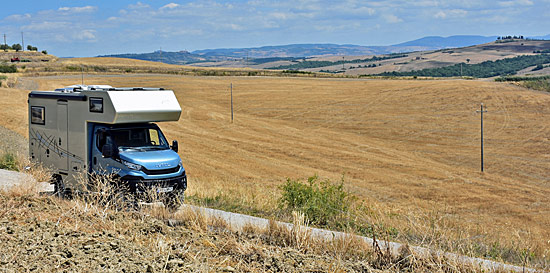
120;173;187;193
142;165;180;175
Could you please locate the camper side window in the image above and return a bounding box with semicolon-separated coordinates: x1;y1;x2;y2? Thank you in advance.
90;97;103;113
31;106;45;125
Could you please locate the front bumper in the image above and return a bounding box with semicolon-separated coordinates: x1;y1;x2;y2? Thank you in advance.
120;172;187;193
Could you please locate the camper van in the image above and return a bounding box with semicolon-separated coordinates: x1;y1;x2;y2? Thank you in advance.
28;85;187;207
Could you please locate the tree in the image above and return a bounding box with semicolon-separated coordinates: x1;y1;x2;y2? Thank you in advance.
41;50;48;55
11;44;22;52
27;45;38;51
0;44;10;51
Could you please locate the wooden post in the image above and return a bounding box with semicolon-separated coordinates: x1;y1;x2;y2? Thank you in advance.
476;103;487;172
230;83;233;123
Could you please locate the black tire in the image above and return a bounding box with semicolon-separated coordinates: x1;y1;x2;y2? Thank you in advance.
53;175;65;198
164;190;185;211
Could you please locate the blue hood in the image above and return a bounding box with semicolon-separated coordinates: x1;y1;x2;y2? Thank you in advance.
119;149;181;170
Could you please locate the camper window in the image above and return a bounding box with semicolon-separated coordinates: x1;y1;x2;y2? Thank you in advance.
89;97;103;113
31;106;45;125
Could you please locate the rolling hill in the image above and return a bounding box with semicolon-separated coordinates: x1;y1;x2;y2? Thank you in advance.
101;35;501;64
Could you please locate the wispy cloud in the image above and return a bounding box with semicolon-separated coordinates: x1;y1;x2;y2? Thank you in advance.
498;0;533;7
58;6;97;13
4;13;31;21
434;9;468;19
383;14;403;23
160;3;180;10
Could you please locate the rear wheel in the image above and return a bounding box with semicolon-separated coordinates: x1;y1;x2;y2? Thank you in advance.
53;175;71;199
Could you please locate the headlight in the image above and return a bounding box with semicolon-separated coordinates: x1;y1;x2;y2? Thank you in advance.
121;159;143;171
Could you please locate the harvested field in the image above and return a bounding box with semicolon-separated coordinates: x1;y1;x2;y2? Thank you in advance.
1;71;549;267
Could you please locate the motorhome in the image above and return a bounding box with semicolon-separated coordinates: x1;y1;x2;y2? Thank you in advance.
28;85;186;208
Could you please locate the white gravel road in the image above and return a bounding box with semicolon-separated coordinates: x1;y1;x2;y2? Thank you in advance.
0;168;53;192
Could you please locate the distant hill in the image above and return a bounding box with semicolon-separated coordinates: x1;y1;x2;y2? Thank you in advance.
192;44;377;58
98;51;210;65
393;35;497;48
529;34;550;40
100;35;513;64
192;35;498;58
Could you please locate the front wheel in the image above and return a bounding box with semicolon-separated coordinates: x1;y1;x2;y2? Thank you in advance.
164;190;185;211
53;175;71;199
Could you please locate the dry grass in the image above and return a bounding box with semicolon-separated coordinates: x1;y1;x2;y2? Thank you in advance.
0;181;488;272
1;68;549;268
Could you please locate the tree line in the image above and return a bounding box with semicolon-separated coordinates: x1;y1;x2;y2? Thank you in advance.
1;43;47;54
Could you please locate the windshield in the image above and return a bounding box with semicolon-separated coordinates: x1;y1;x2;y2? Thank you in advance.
109;127;169;151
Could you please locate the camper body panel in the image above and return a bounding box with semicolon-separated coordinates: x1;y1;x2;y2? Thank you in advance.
29;93;88;190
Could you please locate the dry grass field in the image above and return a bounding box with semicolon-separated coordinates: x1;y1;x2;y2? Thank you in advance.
1;65;549;266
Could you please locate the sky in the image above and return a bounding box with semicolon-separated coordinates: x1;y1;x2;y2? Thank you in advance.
1;0;549;57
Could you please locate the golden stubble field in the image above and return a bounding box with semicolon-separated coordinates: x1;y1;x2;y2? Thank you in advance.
1;72;549;258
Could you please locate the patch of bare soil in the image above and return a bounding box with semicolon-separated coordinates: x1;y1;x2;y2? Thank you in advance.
0;194;379;272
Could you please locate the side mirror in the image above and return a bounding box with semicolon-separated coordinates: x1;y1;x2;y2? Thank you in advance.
102;144;116;158
171;140;179;153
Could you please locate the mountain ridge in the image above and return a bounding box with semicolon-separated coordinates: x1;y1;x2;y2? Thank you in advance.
99;35;506;63
98;35;549;65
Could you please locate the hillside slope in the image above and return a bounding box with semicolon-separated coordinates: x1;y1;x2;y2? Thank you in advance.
1;74;549;268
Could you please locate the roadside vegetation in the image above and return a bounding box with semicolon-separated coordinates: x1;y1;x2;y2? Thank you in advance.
0;169;488;272
0;152;18;171
1;152;543;270
188;175;546;270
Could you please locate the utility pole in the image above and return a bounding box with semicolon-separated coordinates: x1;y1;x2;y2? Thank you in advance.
21;32;24;51
342;56;345;70
476;103;487;172
3;34;6;47
230;83;234;123
460;63;463;77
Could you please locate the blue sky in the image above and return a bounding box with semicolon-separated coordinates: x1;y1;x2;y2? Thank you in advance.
1;0;549;57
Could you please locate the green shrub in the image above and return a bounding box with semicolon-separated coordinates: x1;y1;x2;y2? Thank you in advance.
0;153;18;171
522;79;550;92
0;64;17;73
65;65;79;71
532;64;544;71
279;175;354;226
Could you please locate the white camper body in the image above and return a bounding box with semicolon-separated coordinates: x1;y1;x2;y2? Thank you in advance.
28;85;186;199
